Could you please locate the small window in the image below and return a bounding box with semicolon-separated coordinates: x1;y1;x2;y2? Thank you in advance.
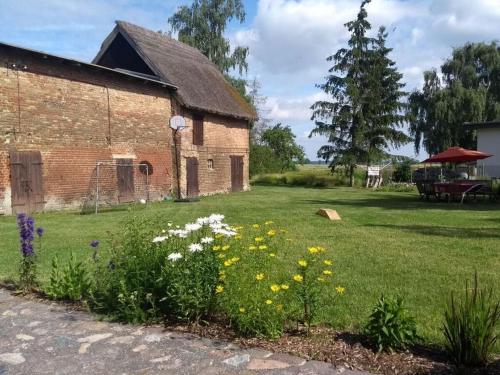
193;114;204;146
208;159;214;170
139;161;153;176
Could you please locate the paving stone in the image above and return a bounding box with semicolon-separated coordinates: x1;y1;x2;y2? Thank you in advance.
0;353;25;365
15;334;34;341
77;333;113;344
0;287;373;375
247;358;291;370
223;354;251;367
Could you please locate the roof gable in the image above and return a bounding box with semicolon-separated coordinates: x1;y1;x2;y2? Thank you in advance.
94;21;255;121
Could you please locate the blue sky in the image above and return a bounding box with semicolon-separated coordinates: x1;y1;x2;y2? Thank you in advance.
1;0;500;160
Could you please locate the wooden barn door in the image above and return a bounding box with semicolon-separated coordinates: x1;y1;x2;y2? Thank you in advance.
186;157;199;198
230;156;244;192
116;159;134;203
10;151;44;214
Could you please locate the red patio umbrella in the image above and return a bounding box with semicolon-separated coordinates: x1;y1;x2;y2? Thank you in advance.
423;147;493;163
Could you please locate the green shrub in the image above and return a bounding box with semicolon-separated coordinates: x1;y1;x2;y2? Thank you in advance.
249;144;282;176
365;295;419;352
90;214;226;323
290;246;343;331
214;223;345;338
46;253;92;301
251;166;365;188
443;273;500;367
393;160;413;182
376;182;416;193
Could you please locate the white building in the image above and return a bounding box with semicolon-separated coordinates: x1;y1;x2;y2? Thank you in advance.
466;121;500;177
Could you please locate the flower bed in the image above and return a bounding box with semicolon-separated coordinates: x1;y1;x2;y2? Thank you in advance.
82;214;344;336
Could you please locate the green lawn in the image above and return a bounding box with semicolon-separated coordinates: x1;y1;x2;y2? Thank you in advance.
1;186;499;347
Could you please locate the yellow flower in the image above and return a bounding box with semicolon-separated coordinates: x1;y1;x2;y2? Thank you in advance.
252;224;260;229
219;274;226;281
267;230;276;237
218;254;226;259
249;245;257;250
276;304;283;311
255;237;264;243
269;253;276;257
215;285;224;293
280;284;289;290
317;277;325;282
324;260;333;266
335;286;346;295
293;274;303;282
235;235;242;240
265;299;273;305
222;245;230;251
308;247;319;254
323;270;332;276
231;257;240;263
265;221;274;225
298;260;308;267
239;307;246;313
255;273;265;281
224;260;232;267
258;245;268;250
317;246;326;253
212;245;221;251
270;284;281;292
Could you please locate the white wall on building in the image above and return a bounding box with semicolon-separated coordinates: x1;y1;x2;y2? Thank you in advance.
477;128;500;177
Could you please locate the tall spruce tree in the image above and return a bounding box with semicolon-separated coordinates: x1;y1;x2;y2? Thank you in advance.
311;1;407;186
408;42;500;155
363;26;409;166
310;0;373;186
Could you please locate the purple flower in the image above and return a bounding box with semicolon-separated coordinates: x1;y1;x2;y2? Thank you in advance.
90;240;100;248
36;227;44;237
17;213;35;257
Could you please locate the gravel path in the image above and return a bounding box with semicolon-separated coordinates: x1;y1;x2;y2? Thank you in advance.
0;288;370;374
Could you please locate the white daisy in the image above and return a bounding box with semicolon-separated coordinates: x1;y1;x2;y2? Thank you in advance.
209;214;225;223
188;243;203;253
185;223;202;232
196;217;210;225
201;237;214;244
167;252;183;262
152;236;168;243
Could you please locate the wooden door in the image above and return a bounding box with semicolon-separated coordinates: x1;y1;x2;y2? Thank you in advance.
186;157;199;198
10;151;44;214
230;156;244;192
116;159;134;203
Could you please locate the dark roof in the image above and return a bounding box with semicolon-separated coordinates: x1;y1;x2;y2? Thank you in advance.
93;21;256;121
0;41;177;90
464;121;500;130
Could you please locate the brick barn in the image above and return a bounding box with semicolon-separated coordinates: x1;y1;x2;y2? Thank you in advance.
0;21;255;215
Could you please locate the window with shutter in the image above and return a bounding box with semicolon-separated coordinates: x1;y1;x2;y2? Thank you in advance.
193;114;204;145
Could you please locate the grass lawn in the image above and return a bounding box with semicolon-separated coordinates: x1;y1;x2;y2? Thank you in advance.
1;186;499;347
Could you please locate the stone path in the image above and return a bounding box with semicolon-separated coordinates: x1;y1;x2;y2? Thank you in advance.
0;288;370;374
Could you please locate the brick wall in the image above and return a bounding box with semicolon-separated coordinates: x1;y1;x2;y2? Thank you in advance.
0;48;173;213
175;110;250;197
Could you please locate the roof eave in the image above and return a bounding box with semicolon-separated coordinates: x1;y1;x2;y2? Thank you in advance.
0;41;177;90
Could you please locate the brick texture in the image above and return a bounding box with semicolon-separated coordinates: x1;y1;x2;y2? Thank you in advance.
0;47;250;213
175;110;250;197
0;49;172;213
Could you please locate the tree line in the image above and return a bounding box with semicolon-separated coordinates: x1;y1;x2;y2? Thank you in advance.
168;0;500;185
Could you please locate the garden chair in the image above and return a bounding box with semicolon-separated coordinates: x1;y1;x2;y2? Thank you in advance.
460;184;495;204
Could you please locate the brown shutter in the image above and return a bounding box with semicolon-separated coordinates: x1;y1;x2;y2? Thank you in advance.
193;114;204;146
